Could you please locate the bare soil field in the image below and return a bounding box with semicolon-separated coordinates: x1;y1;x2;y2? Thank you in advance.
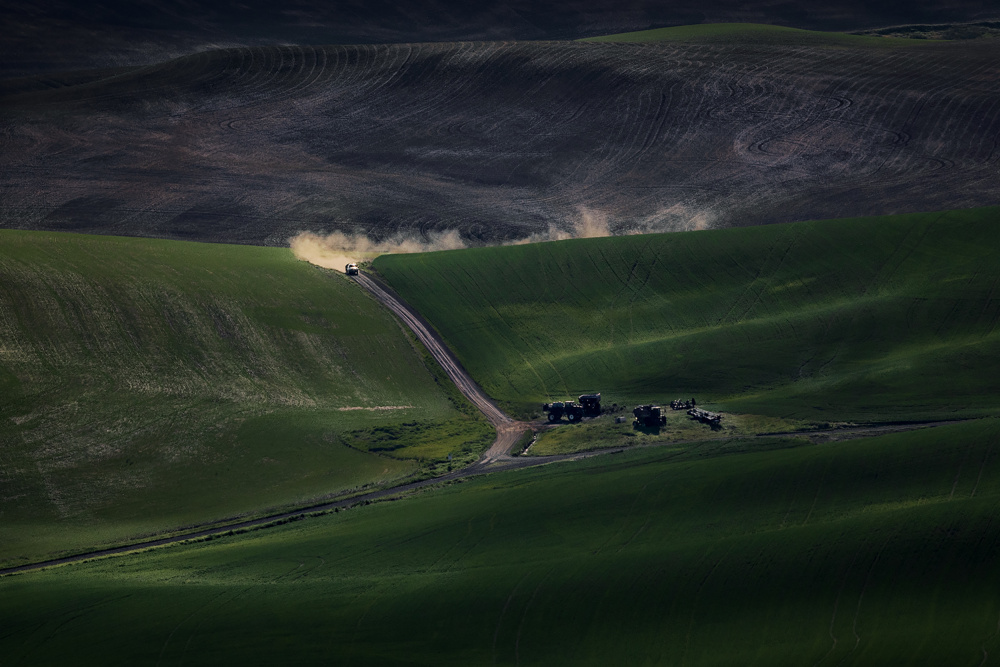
2;0;995;76
2;39;999;245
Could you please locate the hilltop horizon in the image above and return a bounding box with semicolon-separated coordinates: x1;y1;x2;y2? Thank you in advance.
2;0;997;76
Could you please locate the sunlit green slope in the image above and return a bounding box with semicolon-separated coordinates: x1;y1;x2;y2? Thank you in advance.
3;420;998;665
580;22;921;47
375;207;1000;420
0;231;488;566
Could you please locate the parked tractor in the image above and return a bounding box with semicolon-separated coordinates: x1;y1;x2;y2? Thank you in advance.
671;398;696;410
633;404;667;428
345;263;359;275
543;393;602;422
542;401;582;422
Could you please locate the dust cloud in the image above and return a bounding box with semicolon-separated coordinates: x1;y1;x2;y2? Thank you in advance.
509;206;612;245
291;205;712;271
629;204;716;234
290;230;467;272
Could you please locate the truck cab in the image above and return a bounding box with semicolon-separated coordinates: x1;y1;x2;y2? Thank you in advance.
345;263;359;275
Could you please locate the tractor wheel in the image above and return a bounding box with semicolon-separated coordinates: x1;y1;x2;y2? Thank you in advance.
548;413;559;422
568;412;578;422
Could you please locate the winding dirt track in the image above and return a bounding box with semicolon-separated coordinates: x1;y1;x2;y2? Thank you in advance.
354;271;529;463
0;270;537;577
0;453;563;577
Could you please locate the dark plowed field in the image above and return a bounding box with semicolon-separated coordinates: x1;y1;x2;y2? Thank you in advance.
2;39;999;245
2;0;995;76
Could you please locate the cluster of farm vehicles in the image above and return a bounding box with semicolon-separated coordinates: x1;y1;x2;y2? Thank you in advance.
542;394;722;427
347;262;719;429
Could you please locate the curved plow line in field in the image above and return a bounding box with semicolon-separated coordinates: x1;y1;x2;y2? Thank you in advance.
360;42;489;127
210;45;411;132
217;46;337;131
540;44;983;205
870;55;997;177
560;47;699;196
740;52;887;172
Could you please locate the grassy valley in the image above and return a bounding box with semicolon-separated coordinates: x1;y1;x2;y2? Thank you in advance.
3;210;999;663
0;230;491;567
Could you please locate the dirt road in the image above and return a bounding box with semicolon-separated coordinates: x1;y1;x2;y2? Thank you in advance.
354;272;529;463
0;270;535;577
0;414;956;577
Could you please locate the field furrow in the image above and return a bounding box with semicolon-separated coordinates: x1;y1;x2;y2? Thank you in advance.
2;38;998;245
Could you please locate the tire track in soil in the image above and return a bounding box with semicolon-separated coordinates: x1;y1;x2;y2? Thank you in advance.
970;443;995;499
353;271;523;462
679;543;735;667
813;540;868;667
979;610;1000;667
493;572;531;665
514;568;551;666
834;532;896;666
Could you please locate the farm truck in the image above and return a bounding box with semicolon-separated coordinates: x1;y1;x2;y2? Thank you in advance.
633;404;667;428
543;393;602;422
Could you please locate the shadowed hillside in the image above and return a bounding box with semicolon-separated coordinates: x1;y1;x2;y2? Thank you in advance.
375;208;1000;420
4;420;1000;664
2;0;996;76
2;38;999;245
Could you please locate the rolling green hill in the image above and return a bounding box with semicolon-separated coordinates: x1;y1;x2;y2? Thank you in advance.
580;22;920;47
0;230;490;567
3;419;998;664
374;207;1000;422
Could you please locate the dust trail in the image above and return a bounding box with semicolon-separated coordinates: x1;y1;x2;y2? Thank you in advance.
290;204;714;271
508;206;612;245
290;229;467;272
574;206;612;238
628;203;716;234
